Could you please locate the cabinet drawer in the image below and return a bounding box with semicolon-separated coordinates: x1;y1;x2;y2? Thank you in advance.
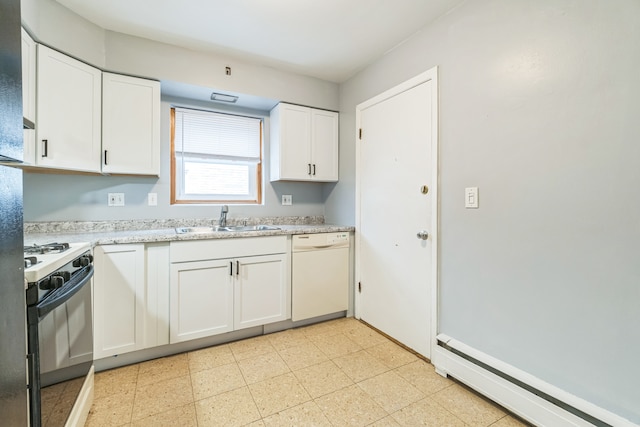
170;236;287;263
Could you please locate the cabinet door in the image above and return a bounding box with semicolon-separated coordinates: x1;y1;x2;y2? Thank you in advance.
102;73;161;175
234;254;290;330
311;109;339;181
94;245;145;359
274;103;312;180
21;29;36;124
22;30;37;165
146;243;170;347
170;259;234;343
36;45;102;172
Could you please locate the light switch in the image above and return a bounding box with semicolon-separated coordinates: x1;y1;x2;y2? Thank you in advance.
465;187;478;208
148;193;158;206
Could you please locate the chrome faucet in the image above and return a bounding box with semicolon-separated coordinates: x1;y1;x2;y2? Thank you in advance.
219;205;229;227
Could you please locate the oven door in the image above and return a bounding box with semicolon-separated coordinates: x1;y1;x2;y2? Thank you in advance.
28;265;94;427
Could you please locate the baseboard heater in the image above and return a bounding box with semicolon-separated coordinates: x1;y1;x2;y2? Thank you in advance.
434;334;636;427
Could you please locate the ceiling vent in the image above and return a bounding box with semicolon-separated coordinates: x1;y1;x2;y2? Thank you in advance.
211;92;238;103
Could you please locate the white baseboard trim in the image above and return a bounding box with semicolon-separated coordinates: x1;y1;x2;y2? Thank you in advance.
432;336;637;427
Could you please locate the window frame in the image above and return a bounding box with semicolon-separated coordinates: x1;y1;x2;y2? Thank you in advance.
170;106;263;205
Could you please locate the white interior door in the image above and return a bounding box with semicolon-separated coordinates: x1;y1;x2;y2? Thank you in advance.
356;69;438;358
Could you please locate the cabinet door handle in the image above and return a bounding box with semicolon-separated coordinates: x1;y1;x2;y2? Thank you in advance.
230;261;233;276
236;261;240;276
41;140;48;157
313;164;316;176
307;163;312;175
104;150;108;165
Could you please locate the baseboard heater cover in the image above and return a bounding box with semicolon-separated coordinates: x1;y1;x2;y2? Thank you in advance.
435;334;636;427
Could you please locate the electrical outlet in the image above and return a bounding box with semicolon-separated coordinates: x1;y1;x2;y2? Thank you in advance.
282;195;292;206
108;193;125;207
148;193;158;206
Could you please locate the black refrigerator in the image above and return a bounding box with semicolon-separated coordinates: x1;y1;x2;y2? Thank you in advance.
0;0;29;424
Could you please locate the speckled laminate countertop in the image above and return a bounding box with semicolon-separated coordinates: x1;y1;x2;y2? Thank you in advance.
24;217;354;246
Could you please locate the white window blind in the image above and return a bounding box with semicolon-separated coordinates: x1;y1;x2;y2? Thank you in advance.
173;107;262;203
176;108;261;160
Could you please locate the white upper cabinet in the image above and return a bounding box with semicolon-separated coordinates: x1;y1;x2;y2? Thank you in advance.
21;29;36;164
21;29;36;124
310;109;339;181
270;103;339;182
102;73;161;176
36;45;102;173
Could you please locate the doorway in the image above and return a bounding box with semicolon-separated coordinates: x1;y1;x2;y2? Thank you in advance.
355;68;438;358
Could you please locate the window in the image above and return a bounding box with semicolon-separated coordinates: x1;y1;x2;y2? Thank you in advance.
171;107;263;204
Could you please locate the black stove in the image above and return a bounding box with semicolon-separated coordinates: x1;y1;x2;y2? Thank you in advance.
24;241;94;427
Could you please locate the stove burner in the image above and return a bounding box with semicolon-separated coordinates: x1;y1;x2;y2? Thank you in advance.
24;256;39;268
24;243;70;255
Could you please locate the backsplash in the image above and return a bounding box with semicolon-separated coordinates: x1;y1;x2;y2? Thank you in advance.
24;216;325;234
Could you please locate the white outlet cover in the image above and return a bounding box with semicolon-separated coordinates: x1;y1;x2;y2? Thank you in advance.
148;193;158;206
282;195;292;205
108;193;125;207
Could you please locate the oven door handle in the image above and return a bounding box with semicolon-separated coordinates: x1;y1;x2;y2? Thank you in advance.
37;265;94;320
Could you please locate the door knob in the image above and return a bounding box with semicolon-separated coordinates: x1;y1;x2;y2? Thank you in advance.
416;231;429;240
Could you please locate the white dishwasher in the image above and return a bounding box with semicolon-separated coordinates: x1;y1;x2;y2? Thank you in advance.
292;232;350;321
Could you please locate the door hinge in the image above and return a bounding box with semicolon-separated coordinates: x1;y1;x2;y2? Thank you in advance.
359;128;362;140
358;281;362;293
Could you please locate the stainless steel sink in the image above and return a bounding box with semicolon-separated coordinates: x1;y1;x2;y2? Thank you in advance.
175;225;280;234
175;226;216;234
218;225;281;232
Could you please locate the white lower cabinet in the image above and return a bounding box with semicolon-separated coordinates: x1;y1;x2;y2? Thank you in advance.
93;238;290;353
169;237;290;344
93;243;169;359
170;259;234;343
234;254;289;330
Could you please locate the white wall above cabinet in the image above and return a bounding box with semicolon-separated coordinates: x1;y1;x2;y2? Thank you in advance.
270;103;339;182
36;44;102;173
102;73;161;176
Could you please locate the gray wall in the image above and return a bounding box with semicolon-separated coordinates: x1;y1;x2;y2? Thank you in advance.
21;0;338;222
333;0;640;423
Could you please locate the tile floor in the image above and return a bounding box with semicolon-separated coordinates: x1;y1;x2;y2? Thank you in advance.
86;317;529;426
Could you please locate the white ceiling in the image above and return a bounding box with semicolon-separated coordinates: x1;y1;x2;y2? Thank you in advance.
55;0;462;83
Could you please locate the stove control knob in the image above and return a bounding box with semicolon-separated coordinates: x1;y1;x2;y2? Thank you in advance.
73;255;94;268
51;275;65;289
41;275;65;290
